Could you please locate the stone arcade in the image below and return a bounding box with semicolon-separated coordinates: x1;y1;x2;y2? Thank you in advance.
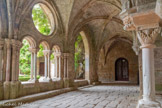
0;0;162;108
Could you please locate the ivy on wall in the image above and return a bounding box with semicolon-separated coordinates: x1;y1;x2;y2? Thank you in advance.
75;35;85;79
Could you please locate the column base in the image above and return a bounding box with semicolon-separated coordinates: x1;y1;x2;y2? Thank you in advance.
39;77;52;82
137;99;161;108
64;78;69;88
4;81;20;99
0;82;3;100
4;81;10;100
10;81;20;99
28;79;39;83
52;78;61;81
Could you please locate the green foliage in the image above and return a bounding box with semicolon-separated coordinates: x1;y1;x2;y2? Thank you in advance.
32;4;51;35
19;75;40;81
37;44;44;57
75;35;84;71
19;40;31;75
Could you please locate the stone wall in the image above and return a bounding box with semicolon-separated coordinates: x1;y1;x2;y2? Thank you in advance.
98;41;139;84
154;47;162;92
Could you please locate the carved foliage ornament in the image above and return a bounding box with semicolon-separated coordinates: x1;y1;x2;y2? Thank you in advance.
137;28;161;47
123;16;136;31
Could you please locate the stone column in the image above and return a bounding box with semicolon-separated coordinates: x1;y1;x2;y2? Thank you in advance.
57;56;59;78
5;39;11;82
44;51;48;78
11;42;17;81
0;40;4;82
29;51;34;81
59;54;62;79
54;55;58;78
15;43;22;81
39;50;51;82
4;39;11;99
137;28;161;108
33;49;38;82
0;39;4;100
29;48;38;82
63;53;70;88
64;54;67;79
47;50;52;81
11;40;22;82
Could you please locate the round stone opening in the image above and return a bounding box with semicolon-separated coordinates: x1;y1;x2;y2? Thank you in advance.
32;3;55;36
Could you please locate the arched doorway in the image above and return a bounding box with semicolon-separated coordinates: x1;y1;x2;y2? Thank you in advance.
115;58;129;81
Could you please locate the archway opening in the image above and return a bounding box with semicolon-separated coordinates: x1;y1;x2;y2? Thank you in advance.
51;45;61;80
75;31;90;80
37;41;51;82
115;58;129;81
19;37;39;82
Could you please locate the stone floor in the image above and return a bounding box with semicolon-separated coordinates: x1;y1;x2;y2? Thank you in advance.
15;85;162;108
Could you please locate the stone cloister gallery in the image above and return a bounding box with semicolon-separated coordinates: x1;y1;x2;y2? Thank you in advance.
0;0;162;108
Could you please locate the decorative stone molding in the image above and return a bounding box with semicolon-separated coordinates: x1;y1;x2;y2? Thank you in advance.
54;52;62;57
43;50;52;56
132;31;140;55
63;53;70;58
29;48;39;53
132;44;140;55
137;28;161;48
123;16;136;31
0;39;4;49
11;39;22;48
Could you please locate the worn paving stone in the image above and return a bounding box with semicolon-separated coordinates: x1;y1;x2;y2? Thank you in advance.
15;86;162;108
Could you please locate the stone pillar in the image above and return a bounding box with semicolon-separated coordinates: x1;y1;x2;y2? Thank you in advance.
44;51;48;78
39;50;51;82
0;39;4;100
4;40;22;99
15;43;22;81
4;39;11;99
59;55;62;79
29;51;34;81
34;49;38;82
64;54;67;79
138;50;143;99
11;42;17;81
10;40;22;99
54;55;58;78
63;53;69;87
5;39;11;82
0;40;4;82
137;28;161;108
57;56;59;78
29;48;38;82
47;50;52;81
120;1;162;107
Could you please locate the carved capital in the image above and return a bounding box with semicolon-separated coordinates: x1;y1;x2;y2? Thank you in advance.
132;44;140;55
123;16;136;31
5;39;12;49
0;39;4;50
54;52;62;57
63;53;70;58
137;28;161;48
29;48;39;53
43;50;52;56
11;39;23;50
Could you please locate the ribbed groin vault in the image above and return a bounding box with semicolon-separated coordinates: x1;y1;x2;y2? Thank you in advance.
0;0;162;108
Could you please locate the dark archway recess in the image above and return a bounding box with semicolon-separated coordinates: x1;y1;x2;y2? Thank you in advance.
115;58;129;81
